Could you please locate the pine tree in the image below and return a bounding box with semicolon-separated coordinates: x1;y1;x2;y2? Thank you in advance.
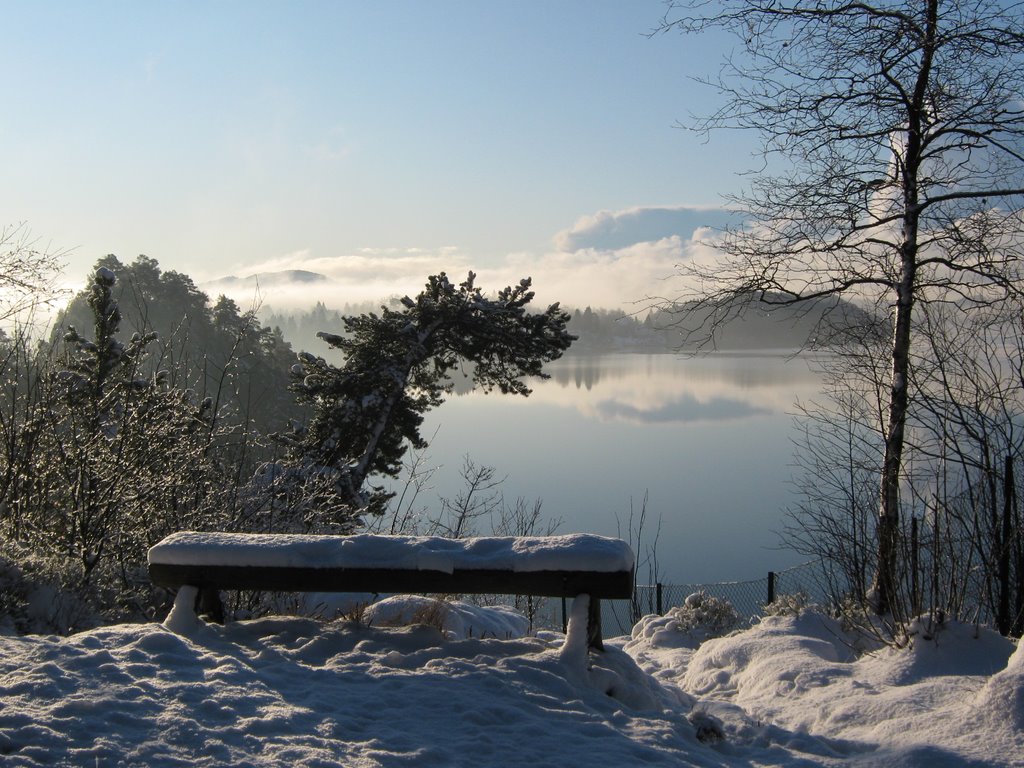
274;272;575;529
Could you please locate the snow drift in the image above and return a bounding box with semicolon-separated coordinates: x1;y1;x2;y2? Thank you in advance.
0;604;1021;766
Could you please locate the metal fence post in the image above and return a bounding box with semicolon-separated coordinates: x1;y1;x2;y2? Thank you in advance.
767;571;776;606
656;582;663;615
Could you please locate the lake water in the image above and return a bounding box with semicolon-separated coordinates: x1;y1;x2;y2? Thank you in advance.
408;353;826;585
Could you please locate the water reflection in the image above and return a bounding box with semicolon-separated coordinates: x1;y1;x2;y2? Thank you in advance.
490;353;824;426
595;393;770;424
421;352;827;582
548;352;821;389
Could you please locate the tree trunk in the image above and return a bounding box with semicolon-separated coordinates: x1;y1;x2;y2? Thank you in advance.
1013;496;1024;637
870;0;938;619
910;515;920;616
872;253;916;617
998;454;1014;635
349;321;444;500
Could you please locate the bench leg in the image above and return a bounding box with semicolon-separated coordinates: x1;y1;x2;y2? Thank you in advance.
197;587;225;624
586;596;604;652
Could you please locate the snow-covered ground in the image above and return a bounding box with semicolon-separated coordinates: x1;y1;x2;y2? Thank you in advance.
1;599;1020;767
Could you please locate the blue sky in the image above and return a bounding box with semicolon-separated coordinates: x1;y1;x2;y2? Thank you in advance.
2;1;748;310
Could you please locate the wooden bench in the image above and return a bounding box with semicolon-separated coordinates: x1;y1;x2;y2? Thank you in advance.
148;531;635;651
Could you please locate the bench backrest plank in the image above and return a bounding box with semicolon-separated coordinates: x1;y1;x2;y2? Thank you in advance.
149;562;634;599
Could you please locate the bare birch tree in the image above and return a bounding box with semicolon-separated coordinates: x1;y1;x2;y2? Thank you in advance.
0;223;65;326
656;0;1024;615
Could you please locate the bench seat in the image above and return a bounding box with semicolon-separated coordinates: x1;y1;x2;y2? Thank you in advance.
148;532;635;650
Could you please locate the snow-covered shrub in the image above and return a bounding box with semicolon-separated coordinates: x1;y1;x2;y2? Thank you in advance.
762;591;813;617
688;709;725;743
630;591;745;649
831;594;891;653
0;538;99;635
363;595;530;640
0;260;324;633
670;591;742;636
1;266;253;632
629;612;700;650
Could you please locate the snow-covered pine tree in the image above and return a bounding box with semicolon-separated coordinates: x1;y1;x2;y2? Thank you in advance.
61;267;159;432
273;272;575;530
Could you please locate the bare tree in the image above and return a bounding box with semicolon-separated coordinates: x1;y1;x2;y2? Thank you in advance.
429;457;505;539
656;1;1024;615
785;383;884;606
909;301;1024;633
615;491;662;625
0;223;65;325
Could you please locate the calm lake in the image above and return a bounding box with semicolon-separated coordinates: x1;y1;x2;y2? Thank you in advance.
409;352;826;585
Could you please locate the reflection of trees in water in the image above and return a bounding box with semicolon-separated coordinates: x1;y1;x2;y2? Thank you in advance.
446;355;620;393
549;357;630;390
547;353;821;392
445;353;824;419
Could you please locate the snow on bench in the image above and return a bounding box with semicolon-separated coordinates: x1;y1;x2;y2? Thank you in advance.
148;532;635;650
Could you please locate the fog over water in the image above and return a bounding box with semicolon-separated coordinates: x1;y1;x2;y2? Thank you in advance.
410;353;826;585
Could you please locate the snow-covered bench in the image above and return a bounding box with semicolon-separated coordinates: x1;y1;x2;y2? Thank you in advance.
147;532;635;651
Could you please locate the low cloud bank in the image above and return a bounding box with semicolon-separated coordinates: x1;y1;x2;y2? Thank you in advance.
203;206;729;313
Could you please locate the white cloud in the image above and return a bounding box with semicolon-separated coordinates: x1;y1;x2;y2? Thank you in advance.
204;247;475;311
554;204;734;252
476;236;714;310
203;207;728;314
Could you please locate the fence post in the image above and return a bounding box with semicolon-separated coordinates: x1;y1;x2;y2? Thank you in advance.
656;582;663;615
767;571;776;606
561;596;567;633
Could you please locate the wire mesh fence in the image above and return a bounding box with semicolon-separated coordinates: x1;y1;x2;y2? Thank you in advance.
600;560;834;636
528;556;1011;638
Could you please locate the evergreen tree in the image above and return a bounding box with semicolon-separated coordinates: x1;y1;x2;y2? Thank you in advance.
274;272;575;528
53;256;302;439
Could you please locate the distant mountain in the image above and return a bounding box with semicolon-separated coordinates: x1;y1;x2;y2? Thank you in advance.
206;270;329;289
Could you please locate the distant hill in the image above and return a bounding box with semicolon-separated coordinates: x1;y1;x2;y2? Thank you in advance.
653;293;877;352
205;270;329;289
567;293;876;354
260;291;877;358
